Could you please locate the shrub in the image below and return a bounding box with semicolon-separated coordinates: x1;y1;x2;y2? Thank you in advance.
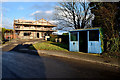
63;33;69;36
99;27;119;57
62;33;69;44
50;34;58;42
107;37;120;53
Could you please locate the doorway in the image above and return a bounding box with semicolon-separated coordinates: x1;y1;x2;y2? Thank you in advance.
79;31;87;52
37;33;39;38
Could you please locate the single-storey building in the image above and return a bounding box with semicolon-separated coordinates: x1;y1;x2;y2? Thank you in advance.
69;28;103;54
4;30;14;40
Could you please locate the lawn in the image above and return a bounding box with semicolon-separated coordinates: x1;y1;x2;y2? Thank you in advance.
29;41;69;51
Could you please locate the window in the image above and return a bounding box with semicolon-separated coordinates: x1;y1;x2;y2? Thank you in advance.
44;26;50;28
70;32;78;41
24;25;29;27
25;22;32;23
24;33;31;36
89;30;99;41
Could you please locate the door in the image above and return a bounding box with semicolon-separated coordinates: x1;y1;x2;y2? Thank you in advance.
79;31;87;52
37;33;39;38
69;32;79;52
88;30;101;53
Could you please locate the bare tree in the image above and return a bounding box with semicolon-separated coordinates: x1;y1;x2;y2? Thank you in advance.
90;2;119;39
54;0;94;29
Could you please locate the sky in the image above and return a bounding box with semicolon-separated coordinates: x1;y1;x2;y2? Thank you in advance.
2;0;119;29
2;2;58;29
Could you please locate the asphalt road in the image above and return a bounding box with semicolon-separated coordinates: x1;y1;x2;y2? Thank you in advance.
2;51;120;79
2;39;42;52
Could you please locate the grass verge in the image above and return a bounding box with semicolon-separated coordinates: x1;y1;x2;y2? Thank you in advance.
29;41;68;51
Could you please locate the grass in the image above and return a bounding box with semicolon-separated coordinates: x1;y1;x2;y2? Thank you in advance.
29;41;69;51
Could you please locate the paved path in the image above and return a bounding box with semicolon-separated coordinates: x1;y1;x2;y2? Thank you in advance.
2;51;120;79
37;50;120;67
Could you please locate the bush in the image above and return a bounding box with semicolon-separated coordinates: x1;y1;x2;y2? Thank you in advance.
50;33;69;46
62;33;69;44
63;33;69;36
99;27;120;57
104;37;120;57
50;34;58;42
107;38;120;53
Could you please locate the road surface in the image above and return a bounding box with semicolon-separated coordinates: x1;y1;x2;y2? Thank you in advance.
2;51;120;79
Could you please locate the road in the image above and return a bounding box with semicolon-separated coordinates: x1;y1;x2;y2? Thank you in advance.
2;51;120;79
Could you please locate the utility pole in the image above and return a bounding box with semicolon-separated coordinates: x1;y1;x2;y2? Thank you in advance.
0;1;3;45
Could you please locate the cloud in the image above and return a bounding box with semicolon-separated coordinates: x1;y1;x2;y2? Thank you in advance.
45;10;53;14
49;20;58;24
29;2;57;20
30;10;54;20
31;11;42;16
30;3;57;11
18;6;24;10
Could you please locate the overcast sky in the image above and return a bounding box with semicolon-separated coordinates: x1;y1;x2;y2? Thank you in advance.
2;2;58;29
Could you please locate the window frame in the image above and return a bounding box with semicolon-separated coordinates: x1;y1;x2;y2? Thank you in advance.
89;30;99;41
70;32;78;41
24;32;31;36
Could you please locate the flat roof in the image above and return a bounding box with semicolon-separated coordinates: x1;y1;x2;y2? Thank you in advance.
69;27;100;32
14;18;57;27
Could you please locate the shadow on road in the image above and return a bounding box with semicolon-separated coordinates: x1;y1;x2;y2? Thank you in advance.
2;43;47;79
10;44;38;55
